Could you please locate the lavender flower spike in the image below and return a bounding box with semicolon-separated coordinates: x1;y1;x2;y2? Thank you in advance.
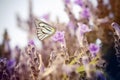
81;8;90;19
96;71;106;80
89;43;100;57
78;23;91;35
52;31;65;43
7;59;16;69
28;40;35;45
42;13;50;21
111;22;120;35
74;0;83;7
64;0;70;4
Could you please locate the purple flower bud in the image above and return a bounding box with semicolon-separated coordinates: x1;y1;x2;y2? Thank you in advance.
42;13;50;21
78;23;91;35
74;0;83;7
67;21;75;29
7;59;16;69
96;71;106;80
28;40;35;45
89;43;100;56
81;8;90;19
52;31;65;43
64;0;70;4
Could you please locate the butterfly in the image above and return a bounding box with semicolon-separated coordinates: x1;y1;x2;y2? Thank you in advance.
111;22;120;63
34;19;56;40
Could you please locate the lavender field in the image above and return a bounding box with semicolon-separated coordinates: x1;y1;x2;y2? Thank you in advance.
0;0;120;80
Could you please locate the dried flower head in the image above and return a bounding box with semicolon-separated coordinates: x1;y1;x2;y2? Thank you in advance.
82;55;89;66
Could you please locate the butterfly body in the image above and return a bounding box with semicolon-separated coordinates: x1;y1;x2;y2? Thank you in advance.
35;19;56;40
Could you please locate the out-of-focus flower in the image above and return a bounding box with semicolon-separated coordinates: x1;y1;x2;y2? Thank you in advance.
27;40;35;55
82;55;89;66
111;22;120;31
62;65;77;75
111;22;120;35
7;59;16;69
0;58;7;67
89;43;100;56
64;0;70;4
76;23;91;47
62;65;73;75
52;31;65;43
74;0;83;7
78;23;91;35
81;8;90;19
42;13;50;21
67;21;77;36
28;40;35;45
67;21;75;29
96;71;106;80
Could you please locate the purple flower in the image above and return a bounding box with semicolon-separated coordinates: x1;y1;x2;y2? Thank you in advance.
67;21;75;29
42;13;50;21
89;43;100;56
74;0;83;7
28;40;35;45
81;8;90;19
78;23;91;35
96;71;106;80
64;0;70;4
52;31;65;43
7;59;16;69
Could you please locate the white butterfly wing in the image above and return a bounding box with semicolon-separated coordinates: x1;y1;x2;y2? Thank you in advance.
35;19;55;40
39;23;54;35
